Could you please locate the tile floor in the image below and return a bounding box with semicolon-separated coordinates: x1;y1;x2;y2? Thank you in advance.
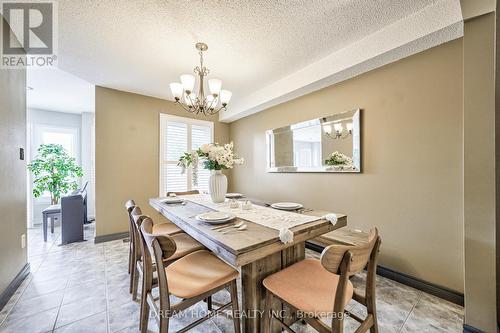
0;223;464;333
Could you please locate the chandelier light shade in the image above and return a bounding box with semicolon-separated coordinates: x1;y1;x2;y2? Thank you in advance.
180;74;195;92
220;90;232;104
208;79;222;94
324;121;353;139
170;83;183;99
170;42;232;116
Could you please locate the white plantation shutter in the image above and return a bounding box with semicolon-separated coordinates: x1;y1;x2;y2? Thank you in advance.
191;124;211;191
191;125;211;149
159;114;214;196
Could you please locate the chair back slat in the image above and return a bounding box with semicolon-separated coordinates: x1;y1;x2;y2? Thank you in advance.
131;206;142;223
130;206;145;257
140;217;177;260
321;228;379;276
153;236;177;261
140;217;156;258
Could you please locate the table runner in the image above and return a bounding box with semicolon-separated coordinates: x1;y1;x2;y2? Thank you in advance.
178;194;321;243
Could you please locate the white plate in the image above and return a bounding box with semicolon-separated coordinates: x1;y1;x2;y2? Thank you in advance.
197;211;231;221
271;202;303;210
225;193;243;198
161;197;183;204
195;213;235;225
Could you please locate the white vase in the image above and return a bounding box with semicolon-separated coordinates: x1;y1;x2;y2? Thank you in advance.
209;170;227;203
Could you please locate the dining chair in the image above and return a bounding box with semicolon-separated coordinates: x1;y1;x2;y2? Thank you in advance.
166;190;200;196
126;200;178;296
129;206;198;301
262;228;381;333
140;219;241;333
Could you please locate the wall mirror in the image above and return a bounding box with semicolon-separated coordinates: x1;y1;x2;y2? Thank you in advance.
266;109;361;173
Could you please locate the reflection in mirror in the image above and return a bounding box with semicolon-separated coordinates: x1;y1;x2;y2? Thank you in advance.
266;109;360;173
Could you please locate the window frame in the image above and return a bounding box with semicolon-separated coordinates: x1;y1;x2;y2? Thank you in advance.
159;113;214;196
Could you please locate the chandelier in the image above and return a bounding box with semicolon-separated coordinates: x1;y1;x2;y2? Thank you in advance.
169;42;232;116
324;122;353;139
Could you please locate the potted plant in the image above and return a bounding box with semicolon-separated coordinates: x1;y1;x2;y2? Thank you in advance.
178;142;244;203
27;144;83;205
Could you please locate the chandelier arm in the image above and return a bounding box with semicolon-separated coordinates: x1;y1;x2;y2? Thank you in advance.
207;95;217;110
175;100;196;113
325;132;338;140
209;105;227;115
186;92;196;107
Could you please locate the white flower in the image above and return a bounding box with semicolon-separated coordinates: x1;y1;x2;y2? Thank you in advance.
200;144;211;154
189;142;244;170
327;151;352;166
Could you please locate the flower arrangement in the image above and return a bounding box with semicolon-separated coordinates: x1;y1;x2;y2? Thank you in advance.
325;151;353;166
178;142;244;171
178;142;243;202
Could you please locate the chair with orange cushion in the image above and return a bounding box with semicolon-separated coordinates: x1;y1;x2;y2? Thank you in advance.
262;228;381;333
126;199;182;282
129;206;188;300
139;219;241;333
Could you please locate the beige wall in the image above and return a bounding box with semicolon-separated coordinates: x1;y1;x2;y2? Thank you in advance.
460;0;496;20
228;39;464;292
0;16;28;295
95;87;229;237
463;12;498;332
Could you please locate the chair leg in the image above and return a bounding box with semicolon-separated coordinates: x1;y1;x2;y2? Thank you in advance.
263;290;273;333
132;267;139;300
159;314;169;333
129;254;135;294
43;214;48;242
229;280;241;333
139;289;150;333
367;298;378;333
50;217;54;233
128;245;132;274
207;296;213;312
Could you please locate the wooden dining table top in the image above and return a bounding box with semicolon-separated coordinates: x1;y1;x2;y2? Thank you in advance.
149;196;347;267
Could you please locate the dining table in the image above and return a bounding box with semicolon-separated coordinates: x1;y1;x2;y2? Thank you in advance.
149;194;347;333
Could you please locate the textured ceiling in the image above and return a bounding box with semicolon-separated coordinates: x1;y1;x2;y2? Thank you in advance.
221;0;463;121
53;0;462;120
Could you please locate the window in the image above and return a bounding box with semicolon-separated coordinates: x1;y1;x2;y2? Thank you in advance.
159;114;214;196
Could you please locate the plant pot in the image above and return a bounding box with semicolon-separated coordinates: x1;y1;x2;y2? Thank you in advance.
209;170;227;203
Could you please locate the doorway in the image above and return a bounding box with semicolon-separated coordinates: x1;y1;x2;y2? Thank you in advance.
26;68;96;260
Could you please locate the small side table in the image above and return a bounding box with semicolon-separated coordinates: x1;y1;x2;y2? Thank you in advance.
42;204;61;242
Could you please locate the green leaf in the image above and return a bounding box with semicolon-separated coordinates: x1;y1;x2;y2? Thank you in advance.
27;144;83;199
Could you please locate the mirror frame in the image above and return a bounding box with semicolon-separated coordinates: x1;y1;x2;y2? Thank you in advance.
266;108;361;173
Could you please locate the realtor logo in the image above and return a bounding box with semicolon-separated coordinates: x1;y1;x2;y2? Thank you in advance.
1;0;57;68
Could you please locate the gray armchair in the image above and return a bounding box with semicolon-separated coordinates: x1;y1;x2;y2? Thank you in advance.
41;182;88;244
